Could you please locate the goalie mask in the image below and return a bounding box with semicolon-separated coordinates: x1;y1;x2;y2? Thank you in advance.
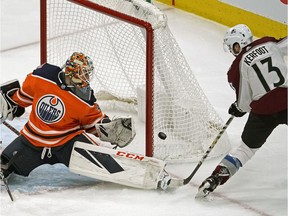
64;52;95;100
223;24;253;56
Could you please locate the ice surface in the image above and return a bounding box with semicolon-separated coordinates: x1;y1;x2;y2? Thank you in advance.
0;1;287;216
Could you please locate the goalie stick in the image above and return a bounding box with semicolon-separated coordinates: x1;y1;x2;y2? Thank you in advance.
0;170;14;201
0;121;19;147
0;147;21;202
2;121;20;136
0;121;20;201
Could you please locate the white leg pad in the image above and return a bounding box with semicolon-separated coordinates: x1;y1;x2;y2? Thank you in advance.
69;141;166;189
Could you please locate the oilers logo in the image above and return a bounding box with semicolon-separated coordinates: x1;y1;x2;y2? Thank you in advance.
36;95;65;123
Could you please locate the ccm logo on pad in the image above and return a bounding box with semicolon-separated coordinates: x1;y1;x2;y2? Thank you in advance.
116;151;145;161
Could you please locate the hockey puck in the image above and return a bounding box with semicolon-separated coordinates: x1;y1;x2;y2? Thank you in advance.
158;132;167;140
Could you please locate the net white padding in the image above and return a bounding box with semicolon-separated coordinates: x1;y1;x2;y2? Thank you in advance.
44;0;230;161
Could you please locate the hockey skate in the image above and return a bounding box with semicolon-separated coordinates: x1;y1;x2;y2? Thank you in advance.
196;165;230;198
195;175;221;198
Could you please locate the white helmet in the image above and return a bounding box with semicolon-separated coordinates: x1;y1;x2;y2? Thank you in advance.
223;24;253;56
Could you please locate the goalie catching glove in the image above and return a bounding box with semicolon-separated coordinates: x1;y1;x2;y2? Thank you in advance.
0;79;25;124
95;116;136;148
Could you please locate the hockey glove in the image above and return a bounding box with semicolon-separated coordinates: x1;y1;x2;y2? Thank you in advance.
0;93;14;124
95;116;136;148
228;102;246;117
0;80;25;124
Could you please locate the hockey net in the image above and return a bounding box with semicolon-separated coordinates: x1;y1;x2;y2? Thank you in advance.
41;0;230;161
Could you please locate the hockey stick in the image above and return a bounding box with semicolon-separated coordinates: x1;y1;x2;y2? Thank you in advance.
1;121;21;170
0;122;22;201
182;115;234;185
0;121;20;202
2;121;20;136
0;148;20;202
0;170;14;201
0;151;22;202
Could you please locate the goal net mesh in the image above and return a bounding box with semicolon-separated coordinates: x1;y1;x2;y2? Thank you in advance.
43;0;230;161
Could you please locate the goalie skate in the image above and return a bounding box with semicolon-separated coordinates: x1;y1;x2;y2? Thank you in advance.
157;171;171;190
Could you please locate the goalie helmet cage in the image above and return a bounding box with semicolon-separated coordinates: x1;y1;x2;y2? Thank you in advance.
40;0;230;161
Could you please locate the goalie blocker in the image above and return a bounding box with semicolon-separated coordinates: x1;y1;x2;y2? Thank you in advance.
0;79;25;123
69;141;180;190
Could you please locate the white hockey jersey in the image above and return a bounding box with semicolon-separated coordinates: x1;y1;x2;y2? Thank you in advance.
227;36;287;114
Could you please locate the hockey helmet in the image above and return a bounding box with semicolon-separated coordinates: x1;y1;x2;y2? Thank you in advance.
223;24;253;56
64;52;94;88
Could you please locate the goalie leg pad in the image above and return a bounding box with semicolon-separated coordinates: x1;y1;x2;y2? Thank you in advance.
69;141;166;189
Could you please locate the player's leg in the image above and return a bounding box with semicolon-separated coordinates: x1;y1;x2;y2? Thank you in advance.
1;135;46;178
54;132;98;167
68;141;171;190
198;111;283;197
1;133;101;180
197;142;256;197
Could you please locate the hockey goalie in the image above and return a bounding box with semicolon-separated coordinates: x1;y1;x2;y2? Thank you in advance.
0;52;172;193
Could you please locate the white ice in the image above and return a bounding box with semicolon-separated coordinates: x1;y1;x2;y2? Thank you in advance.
0;1;287;216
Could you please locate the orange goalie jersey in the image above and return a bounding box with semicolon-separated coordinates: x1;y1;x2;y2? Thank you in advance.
11;63;107;147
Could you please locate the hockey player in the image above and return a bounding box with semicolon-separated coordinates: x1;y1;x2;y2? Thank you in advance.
197;24;287;197
0;52;171;192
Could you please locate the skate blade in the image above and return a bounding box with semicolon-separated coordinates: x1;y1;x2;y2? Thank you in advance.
195;189;210;199
195;182;211;199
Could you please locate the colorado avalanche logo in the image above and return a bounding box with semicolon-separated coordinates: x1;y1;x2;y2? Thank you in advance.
36;95;65;123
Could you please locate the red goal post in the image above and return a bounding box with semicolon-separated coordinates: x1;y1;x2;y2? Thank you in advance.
40;0;230;161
